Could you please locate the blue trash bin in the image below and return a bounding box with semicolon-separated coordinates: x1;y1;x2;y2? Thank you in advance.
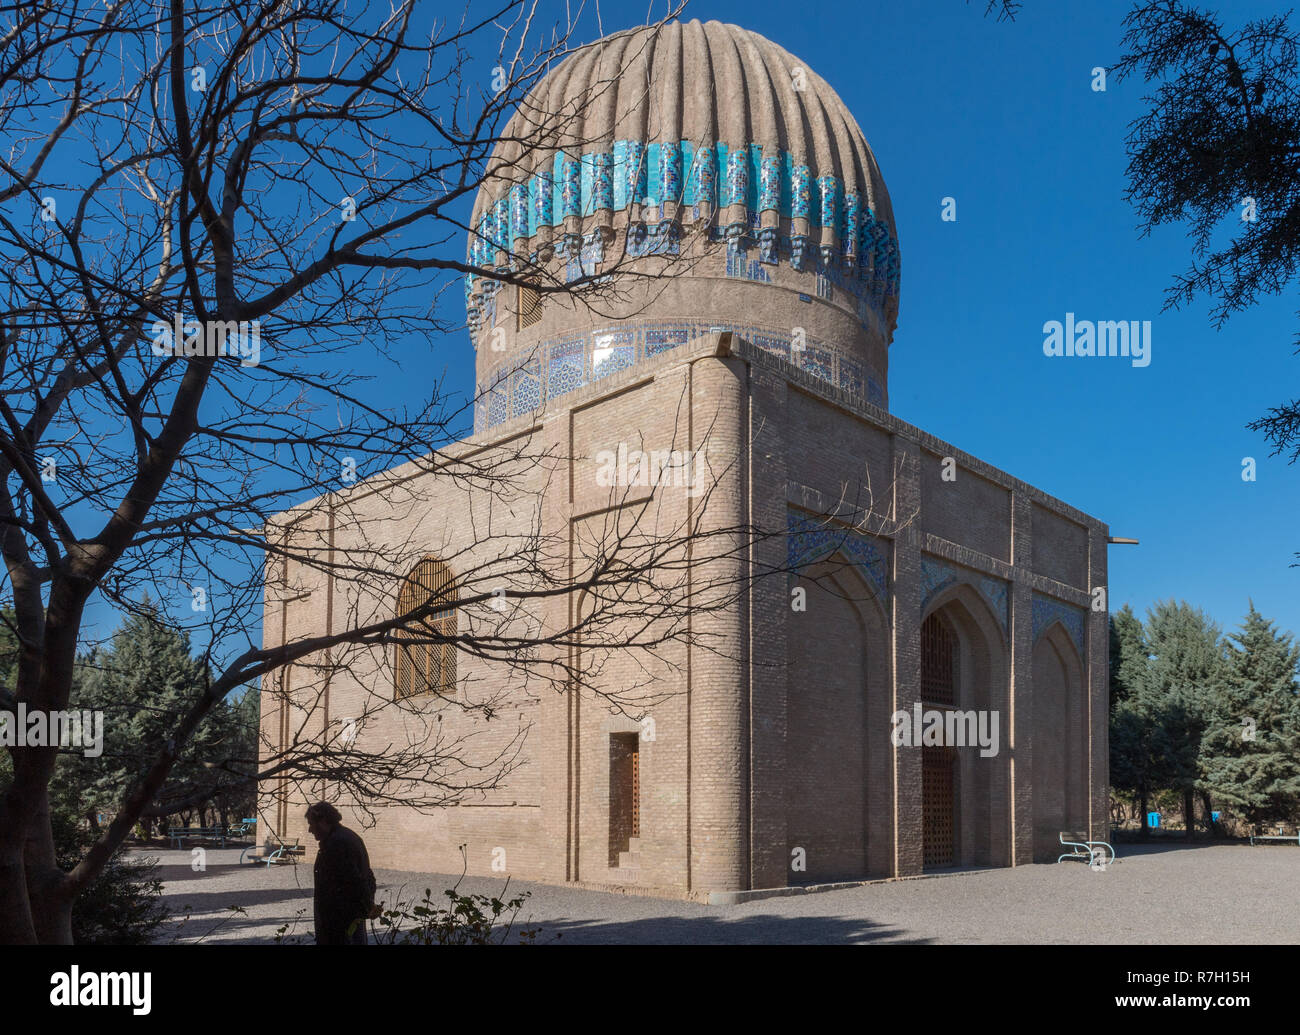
1147;812;1160;828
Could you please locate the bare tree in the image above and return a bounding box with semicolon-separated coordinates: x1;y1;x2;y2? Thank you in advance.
0;0;914;945
976;0;1020;22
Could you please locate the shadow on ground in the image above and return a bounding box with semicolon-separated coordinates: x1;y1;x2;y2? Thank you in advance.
515;913;928;945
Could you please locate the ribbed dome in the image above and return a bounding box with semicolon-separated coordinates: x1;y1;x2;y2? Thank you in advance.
466;20;902;434
471;19;897;241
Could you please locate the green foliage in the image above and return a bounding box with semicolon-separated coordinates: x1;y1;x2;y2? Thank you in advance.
1198;605;1300;826
1109;604;1148;708
370;882;544;945
1112;5;1300;553
0;607;20;690
1110;599;1226;807
61;599;256;827
1110;597;1300;834
273;908;311;946
2;601;258;942
1110;693;1175;806
51;795;166;945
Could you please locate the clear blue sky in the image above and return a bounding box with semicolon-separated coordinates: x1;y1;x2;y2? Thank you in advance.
595;0;1298;645
75;0;1300;658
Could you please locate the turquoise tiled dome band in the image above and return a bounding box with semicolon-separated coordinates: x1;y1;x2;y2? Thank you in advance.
465;140;900;303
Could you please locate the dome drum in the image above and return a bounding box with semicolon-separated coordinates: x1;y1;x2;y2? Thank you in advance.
465;20;901;427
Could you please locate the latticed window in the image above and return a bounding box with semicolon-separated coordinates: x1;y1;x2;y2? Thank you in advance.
517;284;543;330
921;612;956;705
394;557;457;700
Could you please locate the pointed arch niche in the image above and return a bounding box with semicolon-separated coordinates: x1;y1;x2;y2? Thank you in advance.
785;553;892;883
920;582;1011;869
1031;618;1087;861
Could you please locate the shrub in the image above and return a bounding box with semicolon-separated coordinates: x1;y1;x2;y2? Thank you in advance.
52;804;167;945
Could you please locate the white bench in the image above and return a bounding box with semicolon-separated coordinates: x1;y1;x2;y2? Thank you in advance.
1250;831;1300;846
1057;830;1116;865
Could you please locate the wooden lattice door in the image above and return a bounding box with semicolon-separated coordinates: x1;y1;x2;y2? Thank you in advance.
631;746;640;839
921;613;958;869
923;745;956;868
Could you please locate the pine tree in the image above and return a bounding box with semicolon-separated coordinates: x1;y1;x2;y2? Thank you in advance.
1109;604;1156;827
1111;692;1176;831
1110;604;1148;708
1199;604;1300;830
1118;598;1227;832
1136;600;1227;834
60;598;224;831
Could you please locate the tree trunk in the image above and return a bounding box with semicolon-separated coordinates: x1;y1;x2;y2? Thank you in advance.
1138;789;1150;838
0;812;36;943
1199;790;1216;837
25;785;74;944
1183;789;1195;837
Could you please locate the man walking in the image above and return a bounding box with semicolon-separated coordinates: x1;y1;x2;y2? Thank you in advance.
306;802;377;945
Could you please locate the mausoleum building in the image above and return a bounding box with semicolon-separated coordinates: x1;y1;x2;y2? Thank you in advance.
259;19;1109;901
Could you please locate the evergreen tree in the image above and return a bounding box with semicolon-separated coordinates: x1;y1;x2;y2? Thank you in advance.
1199;604;1300;830
61;599;230;832
1141;600;1227;834
1111;692;1176;831
1109;604;1149;709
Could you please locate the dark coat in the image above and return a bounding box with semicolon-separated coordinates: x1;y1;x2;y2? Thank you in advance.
313;825;376;945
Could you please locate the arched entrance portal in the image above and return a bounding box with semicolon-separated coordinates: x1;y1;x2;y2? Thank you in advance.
1031;624;1087;860
785;555;892;883
918;584;1011;871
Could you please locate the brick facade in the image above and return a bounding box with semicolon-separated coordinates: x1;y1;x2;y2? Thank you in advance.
258;329;1109;902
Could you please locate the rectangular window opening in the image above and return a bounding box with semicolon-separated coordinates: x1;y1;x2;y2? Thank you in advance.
608;732;640;867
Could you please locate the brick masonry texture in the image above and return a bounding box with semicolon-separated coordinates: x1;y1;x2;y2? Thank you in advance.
259;21;1107;900
257;329;1109;902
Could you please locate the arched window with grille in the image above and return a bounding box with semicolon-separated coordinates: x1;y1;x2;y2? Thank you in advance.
394;557;457;699
921;612;956;705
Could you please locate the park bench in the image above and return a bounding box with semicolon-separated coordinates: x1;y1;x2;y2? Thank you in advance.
168;826;228;849
1249;828;1300;846
240;836;305;866
1057;830;1116;866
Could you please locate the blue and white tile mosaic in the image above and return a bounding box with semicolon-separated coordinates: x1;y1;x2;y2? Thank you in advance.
580;230;604;275
979;577;1010;630
466;138;901;331
1032;595;1086;656
508;359;541;418
627;221;679;257
759;154;782;212
510;184;529;240
724;147;750;208
591;152;614;212
791;164;812;220
546;336;586;398
473;319;886;433
787;510;888;597
920;557;1010;633
689;144;717;206
590;329;636;381
533;170;554;229
659;142;683;203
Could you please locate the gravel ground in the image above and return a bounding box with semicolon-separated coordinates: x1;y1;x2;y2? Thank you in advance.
148;841;1300;945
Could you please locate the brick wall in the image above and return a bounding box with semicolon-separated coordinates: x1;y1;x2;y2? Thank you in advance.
257;329;1109;900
